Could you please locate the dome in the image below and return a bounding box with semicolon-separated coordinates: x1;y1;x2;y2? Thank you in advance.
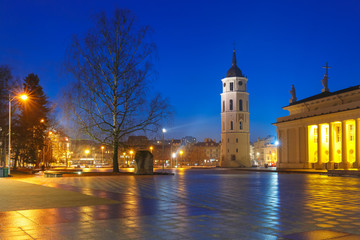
226;51;244;77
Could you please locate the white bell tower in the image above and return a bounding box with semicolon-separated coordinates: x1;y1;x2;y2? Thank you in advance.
220;50;251;167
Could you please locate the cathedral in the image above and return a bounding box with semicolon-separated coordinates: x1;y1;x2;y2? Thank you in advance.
275;64;360;170
220;51;251;167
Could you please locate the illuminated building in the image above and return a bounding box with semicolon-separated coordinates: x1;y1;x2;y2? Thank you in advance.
220;50;251;167
275;65;360;169
253;136;278;167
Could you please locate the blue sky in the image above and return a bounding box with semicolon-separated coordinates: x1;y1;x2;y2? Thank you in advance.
1;0;360;142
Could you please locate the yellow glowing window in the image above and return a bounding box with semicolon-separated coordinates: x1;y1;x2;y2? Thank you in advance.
349;125;354;141
325;127;328;143
314;128;318;143
336;126;341;142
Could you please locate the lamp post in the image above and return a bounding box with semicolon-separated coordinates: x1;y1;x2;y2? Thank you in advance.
162;128;166;171
101;146;105;165
179;150;184;168
129;150;134;166
149;146;153;153
172;152;176;168
8;94;28;175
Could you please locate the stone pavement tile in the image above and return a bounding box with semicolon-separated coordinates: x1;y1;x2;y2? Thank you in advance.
282;230;353;240
0;179;119;211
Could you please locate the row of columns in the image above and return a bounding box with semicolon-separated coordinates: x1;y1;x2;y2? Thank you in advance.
312;119;360;170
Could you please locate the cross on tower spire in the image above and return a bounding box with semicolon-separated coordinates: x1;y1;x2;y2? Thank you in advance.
321;62;331;93
322;62;331;75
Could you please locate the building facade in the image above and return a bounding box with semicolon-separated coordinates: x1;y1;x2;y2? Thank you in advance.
220;51;251;167
275;69;360;169
253;136;278;167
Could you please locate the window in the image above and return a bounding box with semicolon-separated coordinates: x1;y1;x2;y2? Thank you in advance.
325;127;329;143
349;125;354;141
230;82;233;91
336;126;340;142
227;138;229;143
230;121;233;130
314;127;318;143
236;148;238;153
231;155;236;161
229;100;233;110
223;101;225;112
236;138;238;143
239;100;243;111
240;121;243;130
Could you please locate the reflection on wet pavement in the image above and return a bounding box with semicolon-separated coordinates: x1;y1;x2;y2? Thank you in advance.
1;169;360;239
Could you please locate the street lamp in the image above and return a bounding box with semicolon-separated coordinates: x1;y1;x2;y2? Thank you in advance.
172;152;176;168
179;150;184;168
8;93;28;175
129;150;134;166
101;146;105;165
162;128;166;171
149;146;153;153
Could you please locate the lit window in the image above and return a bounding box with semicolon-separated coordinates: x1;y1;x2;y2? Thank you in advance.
314;127;318;143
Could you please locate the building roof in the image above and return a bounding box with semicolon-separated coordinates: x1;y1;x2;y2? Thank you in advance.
226;50;244;78
288;85;360;106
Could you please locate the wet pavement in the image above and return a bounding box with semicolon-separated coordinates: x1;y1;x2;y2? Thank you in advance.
1;169;360;239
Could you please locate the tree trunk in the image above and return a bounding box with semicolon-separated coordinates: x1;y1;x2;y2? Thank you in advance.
113;138;119;172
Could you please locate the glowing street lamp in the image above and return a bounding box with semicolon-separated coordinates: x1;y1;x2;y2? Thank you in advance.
149;146;153;153
172;152;176;168
101;146;105;164
179;150;184;167
129;150;134;165
8;93;28;175
162;128;166;171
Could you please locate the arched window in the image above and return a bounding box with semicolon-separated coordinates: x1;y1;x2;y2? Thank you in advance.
229;100;233;110
223;101;225;112
230;121;233;130
240;121;243;130
239;99;243;111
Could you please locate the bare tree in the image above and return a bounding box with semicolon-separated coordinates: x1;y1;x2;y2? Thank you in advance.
64;9;170;172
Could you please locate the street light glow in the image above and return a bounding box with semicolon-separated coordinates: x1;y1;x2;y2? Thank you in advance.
85;149;90;154
162;128;166;133
20;94;28;100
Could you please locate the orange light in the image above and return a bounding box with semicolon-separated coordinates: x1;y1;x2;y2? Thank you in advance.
101;146;105;150
40;119;45;123
20;94;28;101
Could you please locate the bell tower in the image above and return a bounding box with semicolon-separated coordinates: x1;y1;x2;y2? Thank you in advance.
220;50;251;167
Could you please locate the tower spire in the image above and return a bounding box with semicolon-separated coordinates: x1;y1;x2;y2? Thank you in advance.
232;50;237;66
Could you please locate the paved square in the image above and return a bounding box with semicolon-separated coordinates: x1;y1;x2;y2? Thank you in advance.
1;169;360;239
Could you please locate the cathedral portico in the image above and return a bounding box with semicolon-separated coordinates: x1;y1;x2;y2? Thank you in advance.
275;67;360;170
